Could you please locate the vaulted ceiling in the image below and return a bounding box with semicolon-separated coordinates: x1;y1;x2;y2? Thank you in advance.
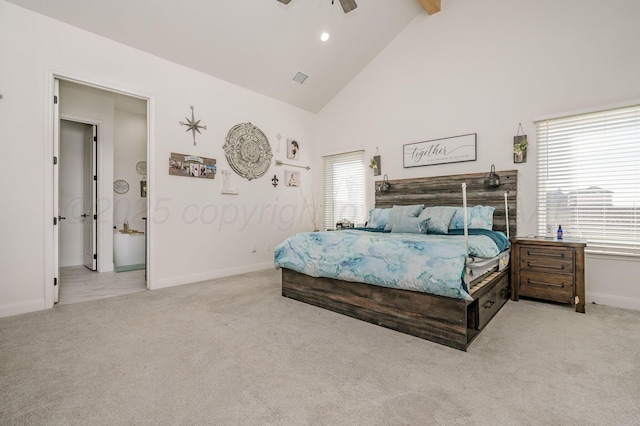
6;0;441;113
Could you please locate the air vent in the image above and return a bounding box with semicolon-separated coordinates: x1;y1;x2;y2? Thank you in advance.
292;71;309;84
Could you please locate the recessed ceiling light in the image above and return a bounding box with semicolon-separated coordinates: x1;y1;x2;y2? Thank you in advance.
320;32;330;42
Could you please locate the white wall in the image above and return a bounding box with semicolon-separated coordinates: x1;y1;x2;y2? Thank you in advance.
114;109;147;234
0;1;316;317
317;0;640;309
59;120;89;267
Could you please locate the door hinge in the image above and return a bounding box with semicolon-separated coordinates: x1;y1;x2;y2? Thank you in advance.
54;277;57;286
53;156;58;165
54;95;58;104
93;254;97;260
93;136;97;142
93;214;97;220
93;175;97;181
54;217;57;225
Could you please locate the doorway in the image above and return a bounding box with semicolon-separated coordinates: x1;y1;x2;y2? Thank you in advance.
59;120;97;271
53;78;149;305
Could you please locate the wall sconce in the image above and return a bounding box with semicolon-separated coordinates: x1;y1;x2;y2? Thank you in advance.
378;174;391;192
485;164;500;187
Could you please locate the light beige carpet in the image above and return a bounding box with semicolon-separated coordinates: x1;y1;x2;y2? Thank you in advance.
1;269;639;425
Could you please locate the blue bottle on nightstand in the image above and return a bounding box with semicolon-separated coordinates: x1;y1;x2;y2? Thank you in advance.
557;225;563;240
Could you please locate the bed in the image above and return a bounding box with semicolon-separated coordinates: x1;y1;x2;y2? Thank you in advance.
276;170;517;351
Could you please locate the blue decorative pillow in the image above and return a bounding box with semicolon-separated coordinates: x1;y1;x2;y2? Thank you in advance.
449;206;495;231
419;206;456;234
384;204;425;231
391;216;429;234
366;208;392;229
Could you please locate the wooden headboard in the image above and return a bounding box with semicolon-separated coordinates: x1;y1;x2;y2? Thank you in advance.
374;170;517;235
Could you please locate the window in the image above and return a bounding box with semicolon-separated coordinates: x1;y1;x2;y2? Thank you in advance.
535;104;640;256
323;150;365;231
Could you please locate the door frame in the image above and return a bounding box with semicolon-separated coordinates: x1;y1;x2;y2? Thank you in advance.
44;70;155;308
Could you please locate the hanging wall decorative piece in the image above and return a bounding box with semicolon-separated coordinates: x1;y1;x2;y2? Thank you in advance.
179;106;207;146
513;122;528;163
274;159;310;170
114;179;130;194
369;147;381;176
220;170;239;195
169;152;217;179
223;122;273;180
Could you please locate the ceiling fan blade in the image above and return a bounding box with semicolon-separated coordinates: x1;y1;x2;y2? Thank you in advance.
277;0;293;4
339;0;357;13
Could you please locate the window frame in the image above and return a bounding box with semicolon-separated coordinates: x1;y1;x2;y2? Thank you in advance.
322;150;366;231
535;102;640;257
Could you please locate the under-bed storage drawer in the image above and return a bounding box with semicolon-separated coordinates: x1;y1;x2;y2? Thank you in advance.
476;272;510;330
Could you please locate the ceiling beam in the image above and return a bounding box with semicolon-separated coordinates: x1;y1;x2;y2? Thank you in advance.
418;0;441;15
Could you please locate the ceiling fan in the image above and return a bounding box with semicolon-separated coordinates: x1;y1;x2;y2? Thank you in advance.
277;0;357;14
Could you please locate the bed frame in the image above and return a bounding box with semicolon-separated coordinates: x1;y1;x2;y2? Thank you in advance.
282;170;517;351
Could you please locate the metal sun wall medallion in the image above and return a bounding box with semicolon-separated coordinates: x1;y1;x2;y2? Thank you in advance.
223;122;273;180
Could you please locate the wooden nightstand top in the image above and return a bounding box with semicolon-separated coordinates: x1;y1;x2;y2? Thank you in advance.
510;236;587;248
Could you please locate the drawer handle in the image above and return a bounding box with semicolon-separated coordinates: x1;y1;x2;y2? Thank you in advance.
527;279;565;288
527;262;565;270
483;300;495;309
526;250;564;258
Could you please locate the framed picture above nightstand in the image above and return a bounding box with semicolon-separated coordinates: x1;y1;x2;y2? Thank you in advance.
510;237;587;313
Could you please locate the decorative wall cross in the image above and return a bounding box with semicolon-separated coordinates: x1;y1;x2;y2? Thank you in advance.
179;106;207;146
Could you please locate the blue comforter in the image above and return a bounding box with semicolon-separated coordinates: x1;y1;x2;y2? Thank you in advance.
274;229;509;301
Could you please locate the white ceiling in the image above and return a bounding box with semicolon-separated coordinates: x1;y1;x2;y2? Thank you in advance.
7;0;425;113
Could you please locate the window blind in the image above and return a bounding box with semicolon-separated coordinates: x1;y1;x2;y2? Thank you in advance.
323;150;365;231
535;104;640;256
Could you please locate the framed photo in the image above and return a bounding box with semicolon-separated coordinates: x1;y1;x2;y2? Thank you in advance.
285;170;300;187
403;133;477;168
169;152;217;179
287;139;300;160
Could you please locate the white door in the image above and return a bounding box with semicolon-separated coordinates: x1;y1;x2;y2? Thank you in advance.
53;79;60;303
83;125;97;270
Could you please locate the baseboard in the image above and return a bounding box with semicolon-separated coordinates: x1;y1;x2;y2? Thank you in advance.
586;292;640;311
153;261;275;290
0;299;45;319
115;263;145;273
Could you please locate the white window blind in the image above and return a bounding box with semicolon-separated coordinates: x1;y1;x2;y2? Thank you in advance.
535;104;640;256
323;150;365;231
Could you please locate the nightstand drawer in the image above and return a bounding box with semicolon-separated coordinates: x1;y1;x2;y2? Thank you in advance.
519;270;574;303
519;246;574;272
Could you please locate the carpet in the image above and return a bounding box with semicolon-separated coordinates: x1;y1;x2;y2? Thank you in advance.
1;269;639;425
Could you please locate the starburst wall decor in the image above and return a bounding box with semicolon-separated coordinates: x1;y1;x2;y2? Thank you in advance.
179;106;207;146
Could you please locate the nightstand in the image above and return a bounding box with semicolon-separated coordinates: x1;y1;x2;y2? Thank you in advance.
510;237;587;313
